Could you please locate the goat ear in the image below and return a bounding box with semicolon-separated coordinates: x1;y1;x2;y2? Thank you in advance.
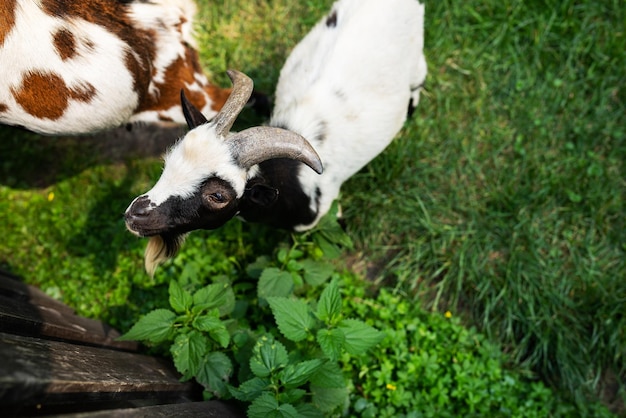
245;184;279;207
180;90;208;129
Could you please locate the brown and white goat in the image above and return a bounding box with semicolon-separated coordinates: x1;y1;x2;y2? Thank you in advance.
0;0;262;135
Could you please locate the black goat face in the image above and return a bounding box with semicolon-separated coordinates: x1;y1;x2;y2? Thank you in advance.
125;177;239;237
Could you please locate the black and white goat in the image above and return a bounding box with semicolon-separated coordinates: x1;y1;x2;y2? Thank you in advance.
125;0;427;275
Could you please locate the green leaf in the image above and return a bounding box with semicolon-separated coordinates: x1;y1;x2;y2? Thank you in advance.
246;255;271;279
311;386;348;413
248;392;278;417
313;202;353;250
295;404;324;418
291;271;304;289
169;280;192;313
178;262;199;287
286;259;303;273
311;362;348;413
279;358;326;388
248;392;299;418
192;309;229;347
278;388;306;404
258;268;294;299
209;326;231;349
316;328;345;361
232;330;250;348
313;234;342;259
310;361;345;388
193;283;235;316
192;312;222;332
170;330;209;378
321;225;353;249
276;248;289;264
301;259;335;287
229;377;270;402
118;309;176;343
250;336;289;378
195;351;233;398
338;319;384;355
566;189;583;203
267;297;315;342
316;279;342;323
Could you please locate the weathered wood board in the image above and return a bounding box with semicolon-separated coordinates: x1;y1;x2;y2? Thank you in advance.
0;271;210;416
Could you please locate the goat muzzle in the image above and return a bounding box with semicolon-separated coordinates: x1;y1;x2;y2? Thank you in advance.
124;196;161;237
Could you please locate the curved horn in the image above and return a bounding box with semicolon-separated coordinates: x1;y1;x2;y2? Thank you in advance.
212;69;254;137
227;126;324;174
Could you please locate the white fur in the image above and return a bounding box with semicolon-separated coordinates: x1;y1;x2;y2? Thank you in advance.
136;125;249;207
271;0;427;230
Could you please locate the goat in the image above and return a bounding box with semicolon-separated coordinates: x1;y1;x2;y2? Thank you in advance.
125;0;427;275
0;0;266;135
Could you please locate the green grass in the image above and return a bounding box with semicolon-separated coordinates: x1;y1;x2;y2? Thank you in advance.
0;0;624;414
343;0;625;408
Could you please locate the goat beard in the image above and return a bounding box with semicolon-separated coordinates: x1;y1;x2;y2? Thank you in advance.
144;234;186;277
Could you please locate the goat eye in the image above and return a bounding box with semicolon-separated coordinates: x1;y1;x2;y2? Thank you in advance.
210;192;225;203
201;180;233;208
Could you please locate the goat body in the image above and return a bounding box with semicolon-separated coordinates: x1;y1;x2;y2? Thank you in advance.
252;0;427;230
0;0;232;135
125;0;427;274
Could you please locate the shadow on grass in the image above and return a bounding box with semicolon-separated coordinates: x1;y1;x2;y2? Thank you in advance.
0;123;187;189
0;101;269;190
64;163;142;274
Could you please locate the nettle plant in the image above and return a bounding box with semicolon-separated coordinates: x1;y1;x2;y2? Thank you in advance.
120;203;383;416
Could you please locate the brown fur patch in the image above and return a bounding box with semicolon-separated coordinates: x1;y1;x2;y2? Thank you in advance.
157;113;175;122
12;71;96;120
53;28;77;60
84;38;96;51
136;45;209;115
0;0;17;47
0;103;7;112
41;0;155;101
183;47;233;112
124;50;147;99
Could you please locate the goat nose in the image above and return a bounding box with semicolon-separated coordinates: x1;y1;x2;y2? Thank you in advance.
127;196;153;218
132;204;150;217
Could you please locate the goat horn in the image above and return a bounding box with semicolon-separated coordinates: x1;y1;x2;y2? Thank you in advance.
180;90;209;129
213;69;254;137
228;127;324;174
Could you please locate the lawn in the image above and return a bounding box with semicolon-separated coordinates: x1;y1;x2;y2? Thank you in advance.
0;0;624;415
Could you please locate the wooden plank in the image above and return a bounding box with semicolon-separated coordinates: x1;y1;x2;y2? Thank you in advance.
49;401;245;417
0;271;137;351
0;270;74;315
0;332;196;407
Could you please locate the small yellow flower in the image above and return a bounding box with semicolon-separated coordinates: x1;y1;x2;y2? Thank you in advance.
47;192;55;202
386;383;397;391
444;310;452;319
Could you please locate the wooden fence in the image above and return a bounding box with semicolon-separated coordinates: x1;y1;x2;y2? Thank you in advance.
0;270;242;417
